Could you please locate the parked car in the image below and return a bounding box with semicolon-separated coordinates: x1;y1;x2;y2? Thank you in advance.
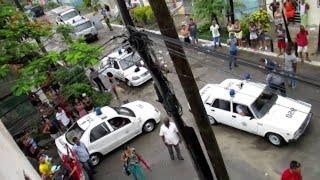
99;48;152;86
51;6;82;25
55;100;161;166
200;79;312;146
71;18;98;42
24;5;45;18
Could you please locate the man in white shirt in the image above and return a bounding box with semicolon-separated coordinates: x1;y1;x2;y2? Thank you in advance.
159;117;184;160
55;107;71;130
210;20;220;48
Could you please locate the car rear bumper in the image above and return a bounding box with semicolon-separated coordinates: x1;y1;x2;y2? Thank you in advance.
130;73;152;86
289;112;312;142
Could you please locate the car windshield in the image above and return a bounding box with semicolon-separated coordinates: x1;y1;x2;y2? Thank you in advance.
118;53;141;70
74;21;92;32
61;10;78;21
65;123;85;145
251;89;278;119
112;107;136;117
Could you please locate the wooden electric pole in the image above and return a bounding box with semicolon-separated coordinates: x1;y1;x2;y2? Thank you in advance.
148;0;229;179
229;0;235;24
115;0;215;179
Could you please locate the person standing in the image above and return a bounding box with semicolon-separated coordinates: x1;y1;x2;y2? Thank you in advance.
269;0;280;18
159;117;184;160
274;8;284;26
281;160;302;180
38;155;52;180
180;24;190;43
101;4;113;31
296;25;310;62
227;33;238;70
233;19;243;47
82;93;94;112
210;20;220;48
188;18;198;44
266;72;286;96
276;24;286;55
89;68;107;92
284;47;297;89
42;118;61;140
257;22;267;51
121;146;145;180
74;98;87;118
299;0;309;27
72;137;95;180
284;0;295;24
249;22;258;49
56;106;72;130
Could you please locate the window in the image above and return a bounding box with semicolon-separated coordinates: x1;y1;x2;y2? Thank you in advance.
66;123;85;145
233;103;254;118
90;122;110;143
113;61;120;69
112;107;135;117
108;117;131;130
251;89;278;118
212;99;230;111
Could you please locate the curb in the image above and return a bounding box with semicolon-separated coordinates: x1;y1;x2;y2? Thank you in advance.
109;23;320;67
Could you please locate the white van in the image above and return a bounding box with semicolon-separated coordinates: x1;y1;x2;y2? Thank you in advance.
50;6;82;25
71;18;98;42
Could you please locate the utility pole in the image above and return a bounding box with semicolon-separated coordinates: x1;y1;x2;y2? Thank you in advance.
317;22;320;54
116;0;215;179
282;10;292;44
148;0;229;179
13;0;47;53
229;0;235;24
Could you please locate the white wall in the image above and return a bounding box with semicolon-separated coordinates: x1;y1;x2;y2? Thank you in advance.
266;0;320;26
0;121;40;180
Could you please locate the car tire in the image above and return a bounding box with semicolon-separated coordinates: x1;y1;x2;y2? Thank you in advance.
90;153;102;166
208;115;217;125
266;133;284;146
125;79;132;86
143;119;156;133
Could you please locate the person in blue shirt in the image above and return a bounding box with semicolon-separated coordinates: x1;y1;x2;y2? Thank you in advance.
227;33;238;70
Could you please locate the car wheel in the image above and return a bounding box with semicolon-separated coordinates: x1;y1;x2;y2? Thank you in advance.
208;115;217;125
267;133;284;146
125;79;132;86
90;153;102;166
143;119;156;133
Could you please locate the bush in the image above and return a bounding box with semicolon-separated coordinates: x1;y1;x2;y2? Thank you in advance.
131;6;155;25
250;9;270;31
61;83;112;107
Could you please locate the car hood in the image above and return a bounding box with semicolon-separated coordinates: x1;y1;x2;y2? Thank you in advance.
122;100;156;119
64;15;83;24
262;96;312;132
123;66;148;79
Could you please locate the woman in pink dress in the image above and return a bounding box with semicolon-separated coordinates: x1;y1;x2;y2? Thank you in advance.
74;99;87;118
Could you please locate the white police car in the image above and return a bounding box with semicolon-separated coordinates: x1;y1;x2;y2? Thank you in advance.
99;49;152;86
200;79;312;146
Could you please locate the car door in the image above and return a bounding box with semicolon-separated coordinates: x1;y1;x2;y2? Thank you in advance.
207;98;234;127
112;61;124;80
107;116;139;148
231;102;258;134
88;122;114;155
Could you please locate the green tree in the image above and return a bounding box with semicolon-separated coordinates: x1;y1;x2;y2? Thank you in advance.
56;24;74;44
193;0;225;21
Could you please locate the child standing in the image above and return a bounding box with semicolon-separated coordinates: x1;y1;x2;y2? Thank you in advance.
276;24;286;55
210;20;220;48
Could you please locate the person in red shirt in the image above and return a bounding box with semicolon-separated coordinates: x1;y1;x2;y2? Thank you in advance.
296;25;310;62
281;160;302;180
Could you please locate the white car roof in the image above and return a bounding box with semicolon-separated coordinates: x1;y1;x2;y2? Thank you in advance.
71;18;91;26
51;6;75;15
201;79;266;106
107;49;132;60
77;106;118;130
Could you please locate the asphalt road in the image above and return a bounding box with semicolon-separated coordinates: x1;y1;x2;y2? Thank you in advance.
47;25;320;179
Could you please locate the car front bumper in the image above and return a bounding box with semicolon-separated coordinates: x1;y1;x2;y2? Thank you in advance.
130;72;152;86
289;112;312;142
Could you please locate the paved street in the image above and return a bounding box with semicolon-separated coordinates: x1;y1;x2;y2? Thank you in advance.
80;25;320;180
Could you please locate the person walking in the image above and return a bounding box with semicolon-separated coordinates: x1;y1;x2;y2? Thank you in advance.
210;20;220;48
56;106;72;130
121;146;145;180
276;24;286;55
296;25;310;62
180;24;190;43
284;47;297;89
299;0;309;27
89;68;107;92
101;4;113;31
227;33;238;70
72;137;96;180
281;160;302;180
188;18;198;44
159;117;184;160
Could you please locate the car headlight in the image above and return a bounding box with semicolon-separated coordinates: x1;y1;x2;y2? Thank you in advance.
132;76;140;80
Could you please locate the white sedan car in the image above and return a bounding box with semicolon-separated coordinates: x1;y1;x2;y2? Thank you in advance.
99;49;152;86
200;79;312;146
55;100;161;166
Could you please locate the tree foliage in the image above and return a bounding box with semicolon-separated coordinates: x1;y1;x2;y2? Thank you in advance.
56;24;74;44
193;0;225;20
